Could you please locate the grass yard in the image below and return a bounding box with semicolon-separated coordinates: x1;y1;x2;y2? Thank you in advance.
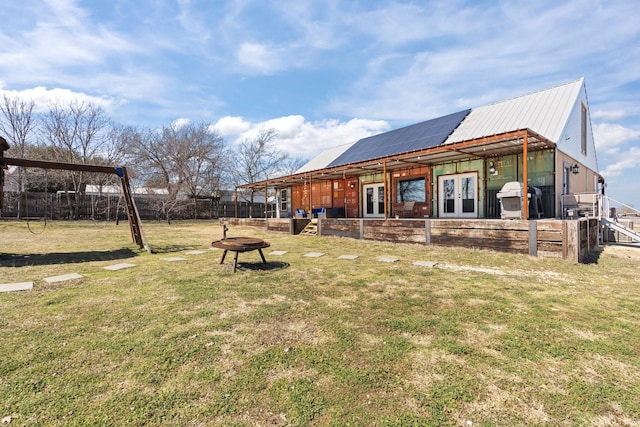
1;220;639;426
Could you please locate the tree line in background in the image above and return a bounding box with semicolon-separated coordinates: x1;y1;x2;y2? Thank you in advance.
0;95;306;220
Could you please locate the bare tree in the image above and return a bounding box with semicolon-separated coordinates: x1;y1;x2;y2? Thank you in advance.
40;100;110;218
128;122;227;221
279;155;308;176
232;128;288;217
0;95;37;218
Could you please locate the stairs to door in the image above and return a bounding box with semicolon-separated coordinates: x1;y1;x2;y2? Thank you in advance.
299;219;318;235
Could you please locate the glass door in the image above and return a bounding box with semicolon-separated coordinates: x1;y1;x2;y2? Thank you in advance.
438;172;477;218
363;183;385;217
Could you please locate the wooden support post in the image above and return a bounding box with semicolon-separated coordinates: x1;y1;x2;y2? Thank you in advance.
528;220;537;257
264;182;268;220
425;219;431;246
522;132;529;220
383;160;388;219
309;174;313;213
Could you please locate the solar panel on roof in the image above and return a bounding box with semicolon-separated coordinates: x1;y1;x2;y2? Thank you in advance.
328;109;471;168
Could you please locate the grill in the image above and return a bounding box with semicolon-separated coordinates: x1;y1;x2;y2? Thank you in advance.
496;182;543;220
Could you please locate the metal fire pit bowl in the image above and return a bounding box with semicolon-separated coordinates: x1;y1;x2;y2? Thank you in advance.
211;237;271;273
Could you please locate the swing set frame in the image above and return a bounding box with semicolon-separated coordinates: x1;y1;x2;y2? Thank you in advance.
1;138;151;253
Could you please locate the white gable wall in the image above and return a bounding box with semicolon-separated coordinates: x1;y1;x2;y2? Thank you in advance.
554;81;598;172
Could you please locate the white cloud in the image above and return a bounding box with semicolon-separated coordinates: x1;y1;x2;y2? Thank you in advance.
214;116;252;136
0;2;139;86
591;109;628;120
0;83;115;112
215;114;389;159
171;118;191;129
593;122;640;153
601;146;640;178
236;42;282;74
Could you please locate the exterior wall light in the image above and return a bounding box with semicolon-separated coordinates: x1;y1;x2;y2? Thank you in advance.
489;161;497;176
572;163;580;174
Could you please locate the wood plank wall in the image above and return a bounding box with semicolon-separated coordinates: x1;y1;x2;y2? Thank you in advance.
225;217;599;263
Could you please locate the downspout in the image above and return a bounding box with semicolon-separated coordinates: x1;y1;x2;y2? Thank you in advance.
522;132;529;220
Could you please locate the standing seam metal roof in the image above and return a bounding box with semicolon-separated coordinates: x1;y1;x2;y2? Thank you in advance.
295;141;357;174
445;78;583;144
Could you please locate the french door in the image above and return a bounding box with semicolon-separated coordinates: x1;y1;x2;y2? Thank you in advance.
363;183;385;217
438;173;477;218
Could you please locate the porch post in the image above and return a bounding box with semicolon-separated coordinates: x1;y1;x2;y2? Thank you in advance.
264;182;268;218
522;132;529;220
383;160;388;219
309;174;313;212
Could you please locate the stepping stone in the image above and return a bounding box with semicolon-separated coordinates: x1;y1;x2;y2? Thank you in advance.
209;247;220;250
338;255;359;260
377;256;399;263
303;252;325;258
270;250;288;256
44;273;83;283
413;261;438;268
162;257;187;262
0;282;34;292
184;250;205;255
103;263;137;271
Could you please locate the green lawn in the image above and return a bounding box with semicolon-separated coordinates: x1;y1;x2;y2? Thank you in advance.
1;220;639;426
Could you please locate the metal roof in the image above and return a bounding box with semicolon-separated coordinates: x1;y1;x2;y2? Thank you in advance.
237;79;587;190
327;109;471;167
295;141;356;173
446;78;583;144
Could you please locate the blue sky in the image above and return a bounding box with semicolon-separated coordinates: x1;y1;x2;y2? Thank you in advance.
1;0;639;209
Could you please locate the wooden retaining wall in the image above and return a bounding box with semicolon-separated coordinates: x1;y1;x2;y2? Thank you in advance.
225;217;599;263
224;217;292;233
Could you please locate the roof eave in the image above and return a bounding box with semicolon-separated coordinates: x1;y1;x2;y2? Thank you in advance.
236;129;556;190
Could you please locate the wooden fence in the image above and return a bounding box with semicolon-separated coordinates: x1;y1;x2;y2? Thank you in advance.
224;217;601;263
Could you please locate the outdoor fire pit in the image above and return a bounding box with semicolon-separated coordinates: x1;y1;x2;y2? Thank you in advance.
211;237;270;272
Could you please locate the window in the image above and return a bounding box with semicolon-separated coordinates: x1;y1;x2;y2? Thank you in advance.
396;178;425;202
581;103;587;155
280;189;288;211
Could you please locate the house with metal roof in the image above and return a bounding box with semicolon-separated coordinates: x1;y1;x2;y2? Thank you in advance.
239;78;603;221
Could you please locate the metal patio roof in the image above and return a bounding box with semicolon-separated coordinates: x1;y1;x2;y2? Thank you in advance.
239;128;555;189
